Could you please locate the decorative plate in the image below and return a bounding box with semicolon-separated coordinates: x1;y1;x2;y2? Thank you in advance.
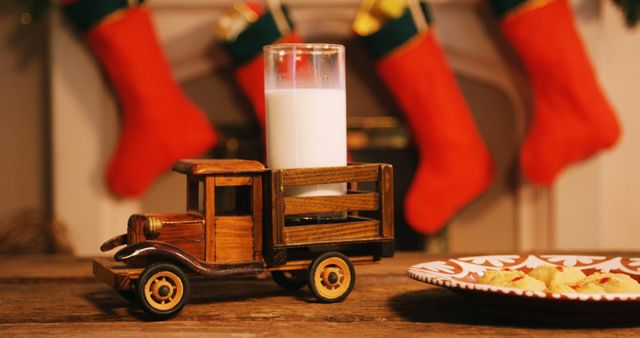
408;254;640;324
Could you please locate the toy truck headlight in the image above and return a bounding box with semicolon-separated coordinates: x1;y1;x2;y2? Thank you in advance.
143;216;162;238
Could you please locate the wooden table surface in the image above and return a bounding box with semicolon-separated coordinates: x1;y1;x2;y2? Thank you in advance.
1;252;640;337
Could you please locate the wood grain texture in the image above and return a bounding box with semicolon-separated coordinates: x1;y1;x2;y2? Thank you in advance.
126;215;145;245
100;234;127;252
215;176;252;186
173;159;265;176
269;164;392;255
126;213;206;251
284;220;380;245
284;192;379;215
155;219;205;260
92;258;142;290
380;164;394;239
252;176;263;261
139;213;205;225
215;215;254;262
205;176;216;262
3;253;640;337
272;170;285;246
263;171;275;260
282;163;380;186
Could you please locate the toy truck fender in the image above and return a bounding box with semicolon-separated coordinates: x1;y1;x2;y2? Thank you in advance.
115;241;264;278
100;233;128;252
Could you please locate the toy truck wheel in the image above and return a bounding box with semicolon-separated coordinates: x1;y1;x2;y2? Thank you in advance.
272;270;308;291
308;252;355;303
137;263;190;320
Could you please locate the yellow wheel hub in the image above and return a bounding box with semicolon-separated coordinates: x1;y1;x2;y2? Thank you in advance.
143;271;184;311
313;257;351;300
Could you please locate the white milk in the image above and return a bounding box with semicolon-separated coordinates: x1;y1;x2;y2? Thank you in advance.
265;88;347;197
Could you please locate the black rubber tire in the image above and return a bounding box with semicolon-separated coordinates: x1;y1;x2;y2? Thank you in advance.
272;270;308;291
308;252;355;303
137;262;190;320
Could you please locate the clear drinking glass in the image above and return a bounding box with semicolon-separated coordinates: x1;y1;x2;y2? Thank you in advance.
264;43;347;200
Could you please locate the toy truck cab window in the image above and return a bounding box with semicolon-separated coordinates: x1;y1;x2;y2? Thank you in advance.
186;178;205;213
215;185;251;216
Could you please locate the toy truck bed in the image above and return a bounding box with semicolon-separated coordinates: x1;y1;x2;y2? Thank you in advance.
264;163;394;266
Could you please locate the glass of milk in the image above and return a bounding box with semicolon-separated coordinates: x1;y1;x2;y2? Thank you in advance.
264;43;347;202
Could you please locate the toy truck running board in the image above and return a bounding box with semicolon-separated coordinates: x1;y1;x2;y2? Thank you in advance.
114;241;264;278
93;258;143;291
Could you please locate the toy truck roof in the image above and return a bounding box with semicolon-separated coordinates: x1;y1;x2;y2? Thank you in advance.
173;159;266;176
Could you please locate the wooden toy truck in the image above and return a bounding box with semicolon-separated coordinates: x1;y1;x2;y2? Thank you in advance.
94;159;394;319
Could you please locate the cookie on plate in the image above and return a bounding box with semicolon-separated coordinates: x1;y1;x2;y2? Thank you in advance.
528;265;586;287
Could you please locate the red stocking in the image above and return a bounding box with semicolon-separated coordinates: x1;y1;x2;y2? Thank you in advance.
234;34;302;132
219;3;301;134
492;0;621;185
62;1;218;197
359;7;495;234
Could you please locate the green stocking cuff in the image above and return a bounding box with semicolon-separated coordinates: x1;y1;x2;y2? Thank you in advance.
359;3;431;59
224;7;295;65
488;0;528;18
62;0;146;32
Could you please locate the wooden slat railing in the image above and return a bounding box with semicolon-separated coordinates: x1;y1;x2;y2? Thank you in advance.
284;220;380;246
284;192;379;216
281;163;380;186
270;163;393;247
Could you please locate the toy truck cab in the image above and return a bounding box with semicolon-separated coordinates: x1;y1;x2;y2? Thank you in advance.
94;159;394;320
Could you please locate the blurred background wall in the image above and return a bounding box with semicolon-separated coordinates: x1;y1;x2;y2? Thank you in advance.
0;2;48;216
1;0;639;256
0;2;68;254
